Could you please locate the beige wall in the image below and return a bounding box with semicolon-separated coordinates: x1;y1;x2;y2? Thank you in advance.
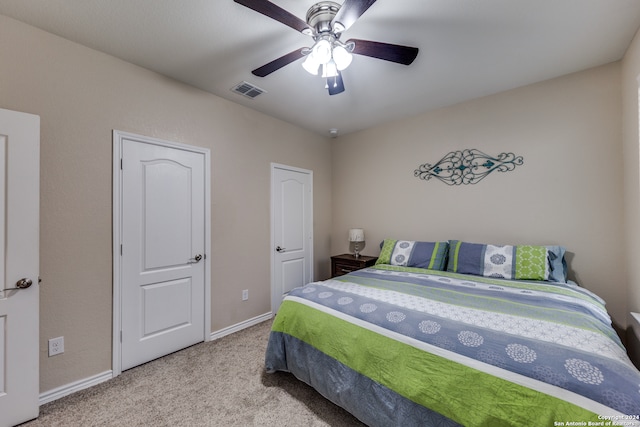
332;63;627;326
622;28;640;343
0;15;333;393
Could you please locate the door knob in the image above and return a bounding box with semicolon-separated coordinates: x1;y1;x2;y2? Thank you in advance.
276;246;286;253
16;278;33;288
188;254;203;264
3;278;33;291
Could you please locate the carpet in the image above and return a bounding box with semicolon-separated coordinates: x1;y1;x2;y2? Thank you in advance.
22;320;365;426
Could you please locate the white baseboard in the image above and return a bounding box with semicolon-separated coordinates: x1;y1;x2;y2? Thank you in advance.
210;312;272;341
38;313;273;406
39;370;113;405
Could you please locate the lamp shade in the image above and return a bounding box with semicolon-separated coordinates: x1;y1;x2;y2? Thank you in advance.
312;39;332;64
348;228;365;242
302;54;320;75
321;59;339;78
332;45;353;70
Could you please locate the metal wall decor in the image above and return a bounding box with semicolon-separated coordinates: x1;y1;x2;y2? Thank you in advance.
414;149;524;185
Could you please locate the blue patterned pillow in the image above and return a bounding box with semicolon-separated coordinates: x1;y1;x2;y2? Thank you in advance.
546;245;568;283
376;239;448;270
447;240;550;281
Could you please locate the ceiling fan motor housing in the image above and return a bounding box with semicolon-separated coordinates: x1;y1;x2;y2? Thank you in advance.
306;1;341;34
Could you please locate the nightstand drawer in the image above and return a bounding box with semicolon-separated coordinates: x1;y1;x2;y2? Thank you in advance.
333;262;359;277
331;254;377;278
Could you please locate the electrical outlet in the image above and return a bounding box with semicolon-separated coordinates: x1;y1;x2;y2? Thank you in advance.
242;289;249;301
48;336;64;357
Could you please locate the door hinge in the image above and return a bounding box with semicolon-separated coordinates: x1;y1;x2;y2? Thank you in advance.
120;330;122;343
120;244;123;256
120;158;123;170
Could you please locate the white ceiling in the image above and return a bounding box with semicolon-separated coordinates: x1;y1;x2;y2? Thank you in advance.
1;0;640;136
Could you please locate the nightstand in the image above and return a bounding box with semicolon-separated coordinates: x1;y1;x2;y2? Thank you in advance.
331;254;378;278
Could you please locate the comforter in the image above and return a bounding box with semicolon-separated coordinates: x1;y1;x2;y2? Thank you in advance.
265;265;640;427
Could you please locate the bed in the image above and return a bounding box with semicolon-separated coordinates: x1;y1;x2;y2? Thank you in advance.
265;240;640;426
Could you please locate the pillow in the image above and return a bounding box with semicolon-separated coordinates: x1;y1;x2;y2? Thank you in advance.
447;240;550;281
546;245;568;283
376;239;448;270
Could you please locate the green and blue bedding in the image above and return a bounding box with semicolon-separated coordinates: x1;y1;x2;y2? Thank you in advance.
265;265;640;426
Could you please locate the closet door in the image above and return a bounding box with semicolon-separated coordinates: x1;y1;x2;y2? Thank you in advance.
115;132;209;372
271;164;313;313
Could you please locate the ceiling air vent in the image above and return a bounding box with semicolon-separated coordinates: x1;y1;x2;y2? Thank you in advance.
231;81;266;99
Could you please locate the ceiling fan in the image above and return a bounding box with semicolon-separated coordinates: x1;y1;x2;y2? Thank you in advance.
233;0;419;95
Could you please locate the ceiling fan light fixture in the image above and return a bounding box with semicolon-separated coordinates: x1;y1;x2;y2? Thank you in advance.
302;54;320;75
321;59;339;78
312;39;332;64
332;44;352;70
332;22;345;34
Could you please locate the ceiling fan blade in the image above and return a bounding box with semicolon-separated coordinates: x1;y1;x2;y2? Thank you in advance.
252;48;307;77
234;0;310;34
331;0;377;32
328;71;345;95
348;39;419;65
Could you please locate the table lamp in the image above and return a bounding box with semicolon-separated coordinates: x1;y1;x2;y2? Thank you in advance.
349;228;365;258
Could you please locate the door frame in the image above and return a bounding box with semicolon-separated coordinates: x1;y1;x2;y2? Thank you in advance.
112;130;211;377
270;163;313;314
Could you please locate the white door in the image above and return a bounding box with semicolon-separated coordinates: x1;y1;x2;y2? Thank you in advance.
0;109;40;426
118;134;207;371
271;164;313;313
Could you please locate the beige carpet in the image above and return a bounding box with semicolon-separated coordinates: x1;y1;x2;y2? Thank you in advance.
22;320;365;427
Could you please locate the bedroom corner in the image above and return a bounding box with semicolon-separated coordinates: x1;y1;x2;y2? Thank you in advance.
622;21;640;368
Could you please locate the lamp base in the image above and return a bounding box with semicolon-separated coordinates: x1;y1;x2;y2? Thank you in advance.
353;242;362;259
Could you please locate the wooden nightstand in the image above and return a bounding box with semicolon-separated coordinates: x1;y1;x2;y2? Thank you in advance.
331;254;378;278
